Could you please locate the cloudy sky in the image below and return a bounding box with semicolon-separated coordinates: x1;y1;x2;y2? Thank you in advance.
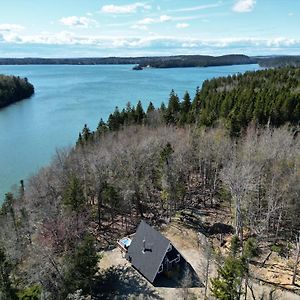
0;0;299;57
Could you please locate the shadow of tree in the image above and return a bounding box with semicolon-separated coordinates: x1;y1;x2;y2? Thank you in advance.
92;265;163;300
207;222;234;235
154;261;204;289
179;212;233;237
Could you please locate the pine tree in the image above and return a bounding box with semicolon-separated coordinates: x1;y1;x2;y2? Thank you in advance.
147;101;155;114
135;100;145;124
165;90;181;124
82;124;92;143
181;91;191;114
63;175;86;231
160;102;166;112
108;106;122;131
63;234;99;297
76;133;83;147
96;118;108;136
124;102;135;125
179;91;192;125
211;255;246;300
63;176;85;212
0;247;18;300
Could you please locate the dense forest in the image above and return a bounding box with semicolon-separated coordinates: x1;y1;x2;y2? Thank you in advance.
0;66;300;299
0;75;34;108
93;66;300;137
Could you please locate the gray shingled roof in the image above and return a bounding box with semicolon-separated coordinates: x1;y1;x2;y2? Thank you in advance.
125;220;170;283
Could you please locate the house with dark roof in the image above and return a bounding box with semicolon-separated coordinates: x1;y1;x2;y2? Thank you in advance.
124;220;183;283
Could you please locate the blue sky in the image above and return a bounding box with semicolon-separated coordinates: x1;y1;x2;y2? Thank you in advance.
0;0;299;57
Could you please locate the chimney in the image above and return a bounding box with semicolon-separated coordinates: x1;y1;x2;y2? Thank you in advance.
143;239;146;252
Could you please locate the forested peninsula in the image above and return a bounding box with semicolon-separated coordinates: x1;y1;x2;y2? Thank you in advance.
0;75;34;108
0;66;300;299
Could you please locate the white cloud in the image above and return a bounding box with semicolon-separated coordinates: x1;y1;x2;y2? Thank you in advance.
137;15;172;26
159;15;172;22
131;24;148;30
232;0;256;13
288;12;294;17
101;2;151;14
59;16;98;28
2;31;300;57
138;17;155;25
0;24;24;32
171;2;222;12
176;23;190;29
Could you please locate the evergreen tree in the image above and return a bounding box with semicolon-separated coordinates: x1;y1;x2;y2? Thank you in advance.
63;176;85;212
63;234;99;297
181;91;191;114
124;102;135;125
179;91;192;125
146;101;155;114
0;247;17;300
81;124;92;143
164;90;181;124
160;102;166;113
135;100;145;124
96;118;108;136
191;86;201;112
211;255;246;300
108;106;122;131
63;175;86;231
76;133;83;147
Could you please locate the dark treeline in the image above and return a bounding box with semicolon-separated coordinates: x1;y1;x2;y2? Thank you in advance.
0;66;300;299
0;54;254;67
0;75;34;108
2;54;300;69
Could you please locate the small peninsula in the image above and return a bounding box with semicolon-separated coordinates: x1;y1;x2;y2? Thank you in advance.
0;75;34;108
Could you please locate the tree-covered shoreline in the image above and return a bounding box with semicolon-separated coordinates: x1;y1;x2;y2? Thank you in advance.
78;66;300;141
0;75;34;109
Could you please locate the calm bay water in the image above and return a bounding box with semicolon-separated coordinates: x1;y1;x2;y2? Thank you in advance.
0;64;260;202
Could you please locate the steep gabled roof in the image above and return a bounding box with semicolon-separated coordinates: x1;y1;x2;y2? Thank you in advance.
125;220;170;283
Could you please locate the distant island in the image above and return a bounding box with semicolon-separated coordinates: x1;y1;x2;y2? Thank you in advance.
0;75;34;108
1;54;300;69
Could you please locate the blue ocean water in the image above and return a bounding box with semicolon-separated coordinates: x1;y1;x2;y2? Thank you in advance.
0;64;261;201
